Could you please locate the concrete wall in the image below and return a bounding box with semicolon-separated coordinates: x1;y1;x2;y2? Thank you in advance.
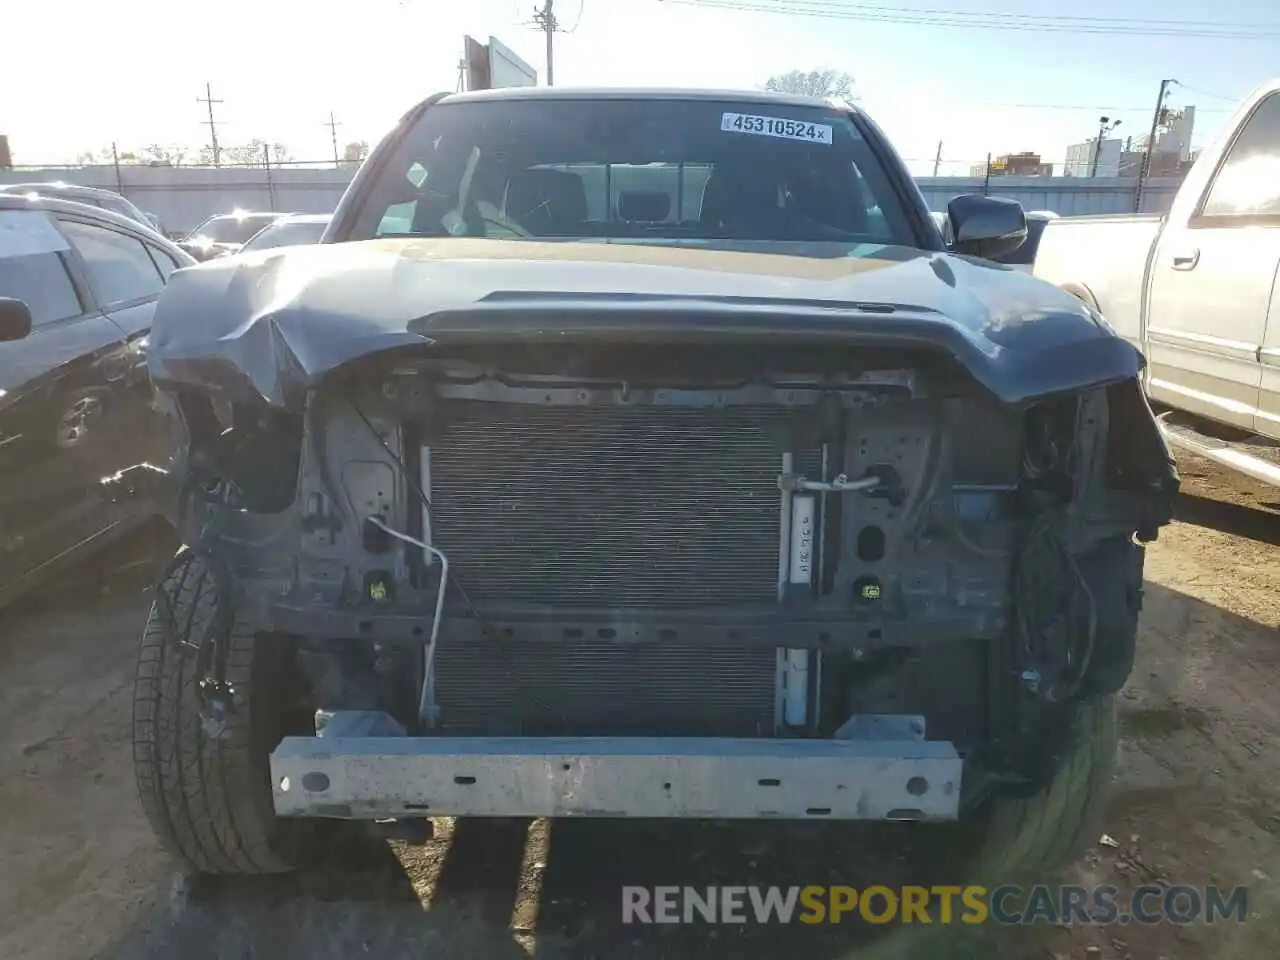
1;164;1183;234
1;165;354;235
916;175;1180;216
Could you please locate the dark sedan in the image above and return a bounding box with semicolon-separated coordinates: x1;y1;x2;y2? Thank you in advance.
0;194;194;605
178;210;287;261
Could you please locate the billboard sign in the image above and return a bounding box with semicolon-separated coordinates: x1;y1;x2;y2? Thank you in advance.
462;35;538;91
488;36;537;88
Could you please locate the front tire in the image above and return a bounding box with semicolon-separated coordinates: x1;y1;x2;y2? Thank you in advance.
977;695;1119;883
132;549;309;874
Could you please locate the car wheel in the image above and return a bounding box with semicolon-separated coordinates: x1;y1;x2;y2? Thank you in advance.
975;695;1119;883
132;548;318;874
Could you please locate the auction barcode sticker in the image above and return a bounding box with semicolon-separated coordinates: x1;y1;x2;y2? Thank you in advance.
720;112;834;145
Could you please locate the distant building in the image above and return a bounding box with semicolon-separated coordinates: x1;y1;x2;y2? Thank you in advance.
970;152;1054;177
1135;106;1196;161
1102;105;1198;178
1064;138;1122;177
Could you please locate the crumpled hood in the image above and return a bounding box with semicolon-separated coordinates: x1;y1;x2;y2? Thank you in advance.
146;236;1142;410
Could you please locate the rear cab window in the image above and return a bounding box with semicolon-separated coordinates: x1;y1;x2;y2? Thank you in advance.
0;210;84;326
350;96;917;249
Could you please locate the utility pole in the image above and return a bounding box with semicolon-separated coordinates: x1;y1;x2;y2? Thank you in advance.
1090;116;1120;178
932;141;943;177
197;82;223;168
111;142;124;194
534;0;557;86
1134;78;1176;213
325;111;341;167
982;152;992;196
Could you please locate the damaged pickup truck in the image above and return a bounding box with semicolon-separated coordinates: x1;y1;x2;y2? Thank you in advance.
132;88;1178;877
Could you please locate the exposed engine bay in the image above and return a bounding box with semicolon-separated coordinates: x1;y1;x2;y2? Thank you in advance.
154;335;1174;809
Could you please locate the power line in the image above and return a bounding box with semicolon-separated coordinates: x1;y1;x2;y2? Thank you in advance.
695;0;1280;29
196;82;224;168
1172;82;1241;103
673;0;1280;34
564;0;585;31
965;101;1233;114
663;0;1280;39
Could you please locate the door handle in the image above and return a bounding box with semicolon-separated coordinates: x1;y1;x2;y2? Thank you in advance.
1171;248;1200;270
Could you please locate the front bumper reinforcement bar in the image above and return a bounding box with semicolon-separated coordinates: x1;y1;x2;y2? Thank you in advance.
270;735;962;821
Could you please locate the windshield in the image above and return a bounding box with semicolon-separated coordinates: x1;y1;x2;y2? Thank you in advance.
241;218;330;251
349;98;916;247
189;214;281;245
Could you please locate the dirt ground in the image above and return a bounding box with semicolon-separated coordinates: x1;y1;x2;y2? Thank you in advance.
0;453;1277;960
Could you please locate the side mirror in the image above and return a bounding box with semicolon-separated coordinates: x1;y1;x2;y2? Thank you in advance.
947;194;1027;260
0;298;33;342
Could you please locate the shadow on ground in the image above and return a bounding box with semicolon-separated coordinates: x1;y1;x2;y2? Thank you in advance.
1174;493;1280;546
104;814;1054;960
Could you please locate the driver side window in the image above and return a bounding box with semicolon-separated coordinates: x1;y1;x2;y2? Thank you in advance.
377;201;416;236
373;162;430;237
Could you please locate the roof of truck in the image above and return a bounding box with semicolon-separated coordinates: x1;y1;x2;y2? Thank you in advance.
437;86;858;111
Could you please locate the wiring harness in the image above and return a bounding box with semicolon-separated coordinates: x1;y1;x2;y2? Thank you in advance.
1013;510;1098;704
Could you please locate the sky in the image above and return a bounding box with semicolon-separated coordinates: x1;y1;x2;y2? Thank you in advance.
3;0;1278;176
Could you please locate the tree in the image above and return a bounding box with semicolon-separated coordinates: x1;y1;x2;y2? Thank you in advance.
222;139;270;166
220;139;291;166
75;147;112;165
342;140;369;164
74;145;136;164
139;143;189;166
75;144;189;166
764;69;856;101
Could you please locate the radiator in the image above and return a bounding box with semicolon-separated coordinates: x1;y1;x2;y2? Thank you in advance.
426;401;815;609
423;400;819;735
433;636;778;735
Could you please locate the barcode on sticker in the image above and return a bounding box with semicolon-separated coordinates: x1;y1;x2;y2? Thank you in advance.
720;112;833;145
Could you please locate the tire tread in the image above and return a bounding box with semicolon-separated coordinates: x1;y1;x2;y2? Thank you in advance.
132;550;298;875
